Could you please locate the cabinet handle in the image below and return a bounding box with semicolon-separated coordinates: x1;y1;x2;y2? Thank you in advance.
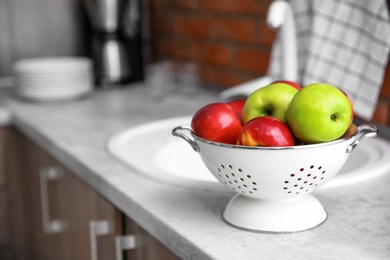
115;235;136;260
89;220;110;260
39;167;62;234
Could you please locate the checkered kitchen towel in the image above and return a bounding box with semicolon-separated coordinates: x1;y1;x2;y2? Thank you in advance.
268;0;390;120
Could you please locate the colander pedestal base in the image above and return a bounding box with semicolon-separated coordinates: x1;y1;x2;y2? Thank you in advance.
222;194;327;233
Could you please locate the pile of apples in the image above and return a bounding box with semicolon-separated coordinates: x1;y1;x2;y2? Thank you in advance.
191;81;354;147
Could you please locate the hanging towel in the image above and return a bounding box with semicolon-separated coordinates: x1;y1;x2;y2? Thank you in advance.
268;0;390;120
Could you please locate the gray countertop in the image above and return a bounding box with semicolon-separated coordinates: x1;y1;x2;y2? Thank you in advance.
2;84;390;259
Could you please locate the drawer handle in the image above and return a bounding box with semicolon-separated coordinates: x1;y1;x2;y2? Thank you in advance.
89;220;110;260
115;235;136;260
39;167;62;234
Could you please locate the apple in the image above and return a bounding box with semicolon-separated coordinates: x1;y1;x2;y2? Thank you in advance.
340;123;357;139
339;89;354;127
227;98;246;122
272;80;302;91
237;116;295;147
286;83;352;143
242;82;299;124
191;103;242;144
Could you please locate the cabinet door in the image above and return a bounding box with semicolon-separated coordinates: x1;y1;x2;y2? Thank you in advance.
6;127;31;259
7;127;65;260
8;128;124;260
58;165;122;260
19;130;65;260
123;217;181;260
0;127;12;259
7;128;180;260
87;186;123;260
0;128;8;246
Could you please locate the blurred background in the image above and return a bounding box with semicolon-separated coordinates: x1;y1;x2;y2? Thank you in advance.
0;0;389;124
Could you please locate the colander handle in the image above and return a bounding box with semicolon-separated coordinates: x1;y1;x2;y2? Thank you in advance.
172;125;200;152
346;124;378;153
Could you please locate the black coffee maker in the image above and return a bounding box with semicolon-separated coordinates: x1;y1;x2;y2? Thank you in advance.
83;0;144;87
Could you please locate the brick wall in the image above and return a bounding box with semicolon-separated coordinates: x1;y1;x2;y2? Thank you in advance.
148;0;390;125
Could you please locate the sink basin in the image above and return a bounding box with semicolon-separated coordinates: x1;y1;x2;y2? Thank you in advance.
107;117;390;191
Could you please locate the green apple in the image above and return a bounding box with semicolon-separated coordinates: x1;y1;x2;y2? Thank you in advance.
242;83;299;124
286;83;352;143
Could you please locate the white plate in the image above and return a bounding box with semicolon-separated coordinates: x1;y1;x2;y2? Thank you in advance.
17;87;92;101
14;57;92;73
16;81;93;91
15;72;92;83
107;117;390;191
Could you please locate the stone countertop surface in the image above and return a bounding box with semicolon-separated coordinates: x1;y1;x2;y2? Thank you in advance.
2;85;390;260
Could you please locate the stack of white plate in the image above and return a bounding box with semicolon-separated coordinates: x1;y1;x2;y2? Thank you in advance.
14;57;94;101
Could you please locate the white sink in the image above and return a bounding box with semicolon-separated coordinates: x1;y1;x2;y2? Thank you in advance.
107;117;390;191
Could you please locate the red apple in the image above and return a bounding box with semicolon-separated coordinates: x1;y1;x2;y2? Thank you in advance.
237;116;295;147
191;103;242;144
227;98;246;122
272;80;302;91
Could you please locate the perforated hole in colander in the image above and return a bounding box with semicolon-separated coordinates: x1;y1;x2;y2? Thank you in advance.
283;165;327;195
216;164;258;194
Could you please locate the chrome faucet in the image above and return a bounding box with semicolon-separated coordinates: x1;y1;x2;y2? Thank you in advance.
266;0;298;82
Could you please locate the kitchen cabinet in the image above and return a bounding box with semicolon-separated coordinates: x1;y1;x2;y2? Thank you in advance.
6;127;179;260
123;218;180;260
0;127;12;259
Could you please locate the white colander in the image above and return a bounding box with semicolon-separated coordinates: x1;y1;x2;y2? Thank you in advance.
172;124;377;233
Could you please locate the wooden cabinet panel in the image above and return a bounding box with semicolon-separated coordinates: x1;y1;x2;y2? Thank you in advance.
87;187;123;260
8;128;65;260
7;128;126;260
0;127;8;187
58;166;122;260
0;128;9;247
57;167;92;260
0;192;8;246
124;218;181;260
6;127;179;260
7;127;35;260
10;130;118;260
